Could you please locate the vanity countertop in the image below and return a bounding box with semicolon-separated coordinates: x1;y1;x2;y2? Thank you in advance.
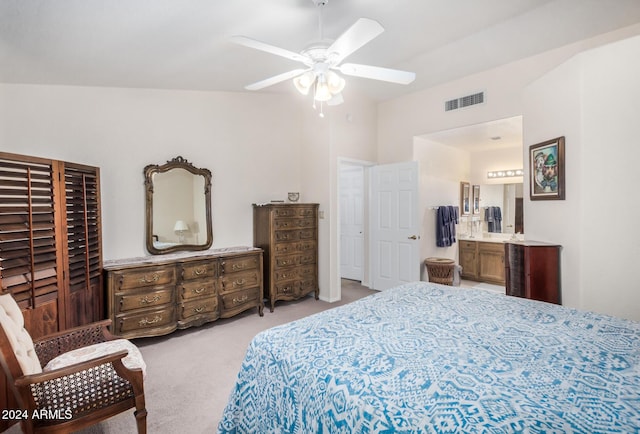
458;235;524;243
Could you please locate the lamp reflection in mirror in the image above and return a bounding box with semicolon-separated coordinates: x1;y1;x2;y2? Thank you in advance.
487;169;524;179
173;220;189;244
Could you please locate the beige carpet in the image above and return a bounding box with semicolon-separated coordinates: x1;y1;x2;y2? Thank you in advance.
6;281;374;434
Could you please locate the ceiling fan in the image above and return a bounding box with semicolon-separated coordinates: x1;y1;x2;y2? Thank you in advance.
229;0;415;111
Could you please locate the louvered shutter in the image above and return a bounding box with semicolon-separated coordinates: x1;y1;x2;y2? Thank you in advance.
0;155;64;337
62;163;103;327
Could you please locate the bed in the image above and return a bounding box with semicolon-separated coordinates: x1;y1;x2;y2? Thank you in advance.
218;282;640;433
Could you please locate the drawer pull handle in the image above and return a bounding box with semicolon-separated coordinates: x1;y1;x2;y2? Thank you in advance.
282;286;292;293
139;315;162;327
193;268;207;276
140;295;161;305
193;306;206;313
232;263;246;271
233;295;248;305
192;287;206;294
234;279;246;287
139;274;159;284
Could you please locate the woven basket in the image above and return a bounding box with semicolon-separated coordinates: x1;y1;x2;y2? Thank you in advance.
424;257;455;286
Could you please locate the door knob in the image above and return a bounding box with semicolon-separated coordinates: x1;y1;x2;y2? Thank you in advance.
408;235;419;240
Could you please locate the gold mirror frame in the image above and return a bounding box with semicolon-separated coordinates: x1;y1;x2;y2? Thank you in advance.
144;156;213;255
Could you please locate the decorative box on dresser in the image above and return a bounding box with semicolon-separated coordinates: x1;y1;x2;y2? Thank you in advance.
504;241;561;304
104;247;263;339
253;203;319;312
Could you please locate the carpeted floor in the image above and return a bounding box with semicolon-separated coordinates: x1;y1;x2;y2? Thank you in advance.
9;279;374;434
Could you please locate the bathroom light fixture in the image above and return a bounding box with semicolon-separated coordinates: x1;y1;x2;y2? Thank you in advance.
487;169;524;179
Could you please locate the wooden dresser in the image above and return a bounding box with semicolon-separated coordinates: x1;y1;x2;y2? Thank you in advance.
504;241;561;304
253;203;319;312
104;247;263;339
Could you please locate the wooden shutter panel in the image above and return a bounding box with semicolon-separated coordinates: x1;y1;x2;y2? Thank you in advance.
0;156;63;337
63;163;103;328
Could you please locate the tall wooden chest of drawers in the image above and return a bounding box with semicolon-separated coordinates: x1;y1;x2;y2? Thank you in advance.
253;203;319;312
104;247;263;339
504;241;561;304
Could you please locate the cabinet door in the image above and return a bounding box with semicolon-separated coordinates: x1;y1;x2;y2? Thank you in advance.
478;243;505;285
459;241;477;279
0;154;64;337
62;163;103;328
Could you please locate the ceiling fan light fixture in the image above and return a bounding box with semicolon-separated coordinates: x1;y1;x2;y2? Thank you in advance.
293;71;316;95
314;78;332;102
326;70;345;94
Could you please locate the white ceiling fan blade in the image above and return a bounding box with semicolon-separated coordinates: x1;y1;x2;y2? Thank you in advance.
229;36;312;65
339;63;416;84
328;18;384;65
245;69;307;91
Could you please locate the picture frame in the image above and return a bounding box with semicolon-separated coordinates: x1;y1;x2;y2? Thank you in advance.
472;184;480;215
460;182;470;215
529;136;565;200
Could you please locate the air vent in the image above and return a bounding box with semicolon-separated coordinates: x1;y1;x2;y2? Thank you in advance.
445;91;484;112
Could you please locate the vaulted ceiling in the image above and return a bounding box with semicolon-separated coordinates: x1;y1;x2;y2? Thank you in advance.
1;0;640;102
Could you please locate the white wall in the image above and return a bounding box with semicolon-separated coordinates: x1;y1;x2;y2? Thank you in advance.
524;35;640;320
414;137;470;270
0;83;378;303
0;84;303;261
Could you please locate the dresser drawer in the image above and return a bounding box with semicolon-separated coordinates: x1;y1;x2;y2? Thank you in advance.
299;252;316;265
274;254;300;269
298;265;316;278
296;207;316;218
180;260;216;281
274;267;299;282
116;287;174;313
460;240;477;250
275;281;299;297
299;278;317;296
220;255;259;274
221;270;260;293
275;230;300;242
178;296;219;320
299;240;316;252
179;280;217;301
299;229;315;240
113;266;175;290
220;288;259;311
274;241;298;255
274;208;297;218
115;307;175;335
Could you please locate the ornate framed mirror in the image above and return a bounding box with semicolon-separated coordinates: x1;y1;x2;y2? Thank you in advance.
144;156;213;255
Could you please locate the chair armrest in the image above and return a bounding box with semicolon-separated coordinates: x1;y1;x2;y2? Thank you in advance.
15;349;130;386
33;320;115;366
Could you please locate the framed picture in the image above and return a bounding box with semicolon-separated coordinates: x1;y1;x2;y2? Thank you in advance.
472;185;480;214
460;182;470;215
529;136;565;200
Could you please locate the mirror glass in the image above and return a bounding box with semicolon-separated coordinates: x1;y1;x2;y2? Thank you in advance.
460;182;470;215
145;156;213;254
479;183;524;234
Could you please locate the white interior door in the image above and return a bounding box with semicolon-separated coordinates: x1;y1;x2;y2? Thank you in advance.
371;161;420;290
340;166;364;281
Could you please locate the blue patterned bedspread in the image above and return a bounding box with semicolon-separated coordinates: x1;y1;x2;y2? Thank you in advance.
218;282;640;433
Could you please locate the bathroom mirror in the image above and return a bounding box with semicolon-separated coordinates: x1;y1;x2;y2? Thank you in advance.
144;156;213;254
460;182;470;215
479;183;524;234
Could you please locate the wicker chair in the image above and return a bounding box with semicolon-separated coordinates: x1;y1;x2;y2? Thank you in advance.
424;257;456;286
0;294;147;434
